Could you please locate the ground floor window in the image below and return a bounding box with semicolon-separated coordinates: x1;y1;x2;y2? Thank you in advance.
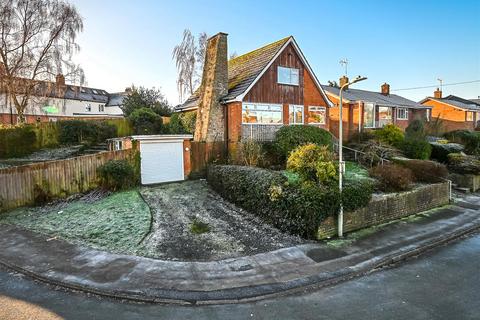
363;103;375;128
242;103;282;124
466;111;474;121
289;105;304;124
308;106;326;124
378;106;393;127
397;107;408;120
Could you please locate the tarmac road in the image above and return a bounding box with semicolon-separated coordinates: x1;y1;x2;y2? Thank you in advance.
0;232;479;320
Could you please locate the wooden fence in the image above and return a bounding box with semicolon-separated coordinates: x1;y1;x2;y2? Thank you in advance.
0;149;133;212
190;141;227;175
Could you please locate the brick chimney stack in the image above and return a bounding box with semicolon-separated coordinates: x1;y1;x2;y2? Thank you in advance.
194;32;228;142
56;74;65;86
434;88;442;99
339;75;349;89
381;83;390;95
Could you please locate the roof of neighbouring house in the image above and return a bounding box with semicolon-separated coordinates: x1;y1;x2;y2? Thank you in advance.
420;95;480;111
322;85;429;109
470;98;480;104
106;92;127;106
175;36;331;111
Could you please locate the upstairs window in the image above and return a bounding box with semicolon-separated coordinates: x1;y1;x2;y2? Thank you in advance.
289;105;304;124
242;103;282;124
397;107;408;120
86;104;91;112
277;66;299;85
308;106;326;124
98;104;105;112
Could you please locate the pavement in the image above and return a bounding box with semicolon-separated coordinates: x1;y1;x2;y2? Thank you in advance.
0;193;479;305
1;232;479;319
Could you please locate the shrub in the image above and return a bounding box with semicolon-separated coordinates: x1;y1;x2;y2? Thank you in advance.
58;120;116;145
342;179;374;212
425;116;445;136
274;125;332;158
447;153;480;175
405;119;426;140
444;130;480;155
286;143;336;184
0;125;37;158
349;130;376;144
97;160;135;191
369;164;413;192
401;138;432;159
357;140;399;167
238;139;265;166
207;165;340;239
396;159;448;183
430;142;464;163
374;124;404;147
128;107;163;134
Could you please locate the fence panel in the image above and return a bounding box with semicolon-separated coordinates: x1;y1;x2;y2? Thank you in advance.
0;149;133;212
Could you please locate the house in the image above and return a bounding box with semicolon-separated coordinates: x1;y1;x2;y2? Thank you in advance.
323;77;432;140
0;70;125;124
420;89;480;131
175;33;333;155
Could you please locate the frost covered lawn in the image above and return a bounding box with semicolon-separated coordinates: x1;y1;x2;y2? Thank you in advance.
0;181;305;261
0;190;151;256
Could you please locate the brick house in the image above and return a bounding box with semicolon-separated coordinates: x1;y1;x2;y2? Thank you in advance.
419;89;480;131
323;77;432;140
0;68;125;124
175;33;333;155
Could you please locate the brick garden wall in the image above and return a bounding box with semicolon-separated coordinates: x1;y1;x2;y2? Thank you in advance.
317;182;450;239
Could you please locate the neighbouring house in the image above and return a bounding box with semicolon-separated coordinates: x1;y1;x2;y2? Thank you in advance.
0;69;126;124
420;89;480;131
323;77;432;140
174;33;333;156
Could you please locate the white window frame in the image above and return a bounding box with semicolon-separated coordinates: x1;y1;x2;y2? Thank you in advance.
86;103;92;112
241;103;283;125
363;103;375;128
289;105;304;124
308;106;326;125
397;107;409;120
98;104;105;112
277;66;299;86
426;109;431;122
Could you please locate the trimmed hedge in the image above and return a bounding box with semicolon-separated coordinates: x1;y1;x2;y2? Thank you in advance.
207;165;373;239
58;120;117;145
274;125;333;158
0;125;37;158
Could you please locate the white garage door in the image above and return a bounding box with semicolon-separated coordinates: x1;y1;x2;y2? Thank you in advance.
140;141;184;184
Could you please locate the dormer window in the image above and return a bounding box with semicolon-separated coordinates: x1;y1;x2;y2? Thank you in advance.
277;66;299;85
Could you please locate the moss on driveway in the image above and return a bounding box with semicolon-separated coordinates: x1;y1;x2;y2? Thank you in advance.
0;190;151;256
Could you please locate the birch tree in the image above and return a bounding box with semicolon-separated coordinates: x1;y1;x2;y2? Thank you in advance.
172;29;207;103
0;0;84;123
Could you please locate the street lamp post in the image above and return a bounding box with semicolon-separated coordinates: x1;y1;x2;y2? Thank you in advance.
338;76;367;237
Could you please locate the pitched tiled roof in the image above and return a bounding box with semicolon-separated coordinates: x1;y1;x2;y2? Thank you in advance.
420;95;480;111
322;85;428;109
175;37;290;112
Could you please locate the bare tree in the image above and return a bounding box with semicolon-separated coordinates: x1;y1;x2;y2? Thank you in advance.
172;29;207;103
0;0;84;123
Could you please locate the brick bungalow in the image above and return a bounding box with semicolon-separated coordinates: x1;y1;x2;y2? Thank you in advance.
175;33;333;155
419;89;480;131
323;77;432;140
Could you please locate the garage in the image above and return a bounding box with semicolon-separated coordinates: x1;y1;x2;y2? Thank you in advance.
133;135;193;185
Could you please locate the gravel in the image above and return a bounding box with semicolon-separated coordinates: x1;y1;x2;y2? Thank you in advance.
139;180;306;261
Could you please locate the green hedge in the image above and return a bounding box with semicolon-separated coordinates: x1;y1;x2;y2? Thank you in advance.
0;125;37;158
430;142;464;163
58;120;117;145
274;125;333;159
444;130;480;155
207;165;372;239
97;160;135;191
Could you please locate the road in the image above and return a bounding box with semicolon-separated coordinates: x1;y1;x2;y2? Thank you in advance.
0;233;479;320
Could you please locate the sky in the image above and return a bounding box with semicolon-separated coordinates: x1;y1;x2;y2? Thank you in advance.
70;0;480;106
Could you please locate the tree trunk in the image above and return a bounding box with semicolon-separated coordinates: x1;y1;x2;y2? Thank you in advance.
9;92;27;124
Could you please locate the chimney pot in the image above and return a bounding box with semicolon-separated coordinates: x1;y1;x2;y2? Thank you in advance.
381;83;390;95
339;76;349;89
434;88;442;99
